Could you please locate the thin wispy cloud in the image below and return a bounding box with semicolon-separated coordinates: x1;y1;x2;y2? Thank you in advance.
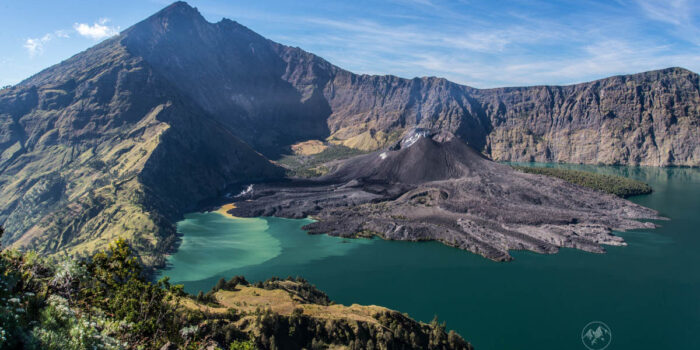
7;1;700;87
54;30;70;38
24;35;51;57
636;0;694;26
23;30;70;57
73;18;120;40
249;0;700;87
635;0;700;45
391;0;439;9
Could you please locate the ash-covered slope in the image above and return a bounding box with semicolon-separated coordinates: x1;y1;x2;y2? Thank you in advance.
322;131;492;184
232;131;659;261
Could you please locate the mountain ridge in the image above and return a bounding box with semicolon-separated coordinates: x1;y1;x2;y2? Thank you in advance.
12;2;700;167
0;25;283;264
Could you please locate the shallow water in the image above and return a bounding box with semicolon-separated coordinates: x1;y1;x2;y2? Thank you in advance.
162;165;700;350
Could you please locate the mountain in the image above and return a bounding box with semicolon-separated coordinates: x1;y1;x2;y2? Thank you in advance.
0;1;697;263
319;68;700;166
0;15;283;265
321;130;490;184
232;131;659;261
115;2;700;165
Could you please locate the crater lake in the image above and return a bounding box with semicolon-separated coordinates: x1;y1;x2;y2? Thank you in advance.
160;164;700;350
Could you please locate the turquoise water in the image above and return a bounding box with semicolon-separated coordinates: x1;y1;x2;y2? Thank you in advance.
161;214;374;290
162;165;700;350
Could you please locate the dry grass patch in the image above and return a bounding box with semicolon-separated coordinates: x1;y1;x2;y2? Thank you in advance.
209;286;388;325
291;140;328;155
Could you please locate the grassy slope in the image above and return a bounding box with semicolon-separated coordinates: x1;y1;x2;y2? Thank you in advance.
275;144;367;178
0;41;281;268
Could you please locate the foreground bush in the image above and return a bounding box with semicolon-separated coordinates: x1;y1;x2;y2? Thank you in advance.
0;230;471;349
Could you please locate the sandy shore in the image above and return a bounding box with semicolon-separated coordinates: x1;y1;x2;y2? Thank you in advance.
214;203;239;219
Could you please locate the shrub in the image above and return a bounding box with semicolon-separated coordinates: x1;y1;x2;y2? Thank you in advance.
230;339;256;350
1;234;472;350
80;239;184;343
31;295;123;350
513;166;652;197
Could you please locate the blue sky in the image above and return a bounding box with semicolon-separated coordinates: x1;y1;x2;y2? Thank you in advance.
1;0;699;88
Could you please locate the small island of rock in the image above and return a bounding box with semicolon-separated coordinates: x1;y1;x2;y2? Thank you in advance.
231;130;660;261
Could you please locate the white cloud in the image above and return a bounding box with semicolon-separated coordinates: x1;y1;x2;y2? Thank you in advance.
391;0;439;8
73;18;119;40
269;3;700;88
23;29;72;57
407;40;700;87
635;0;700;45
54;30;70;38
636;0;693;26
23;33;53;57
302;17;548;55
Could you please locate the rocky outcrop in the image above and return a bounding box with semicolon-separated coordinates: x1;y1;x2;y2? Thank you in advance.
474;68;700;166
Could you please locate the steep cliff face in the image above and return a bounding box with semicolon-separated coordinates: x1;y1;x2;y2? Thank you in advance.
308;68;699;166
476;68;700;166
0;34;281;264
274;47;699;166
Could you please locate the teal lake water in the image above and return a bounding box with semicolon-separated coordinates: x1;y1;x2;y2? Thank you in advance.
161;165;700;350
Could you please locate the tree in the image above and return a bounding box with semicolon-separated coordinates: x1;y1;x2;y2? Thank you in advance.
215;277;227;291
80;238;181;343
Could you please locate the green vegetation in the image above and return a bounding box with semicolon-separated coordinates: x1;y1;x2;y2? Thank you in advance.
276;144;366;178
0;230;471;349
513;166;652;197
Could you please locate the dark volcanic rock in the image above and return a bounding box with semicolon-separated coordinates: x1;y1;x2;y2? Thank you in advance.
322;131;490;184
232;131;660;261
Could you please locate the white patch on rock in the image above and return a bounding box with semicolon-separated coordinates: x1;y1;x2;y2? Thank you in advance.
379;152;388;160
235;184;254;198
401;129;430;148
